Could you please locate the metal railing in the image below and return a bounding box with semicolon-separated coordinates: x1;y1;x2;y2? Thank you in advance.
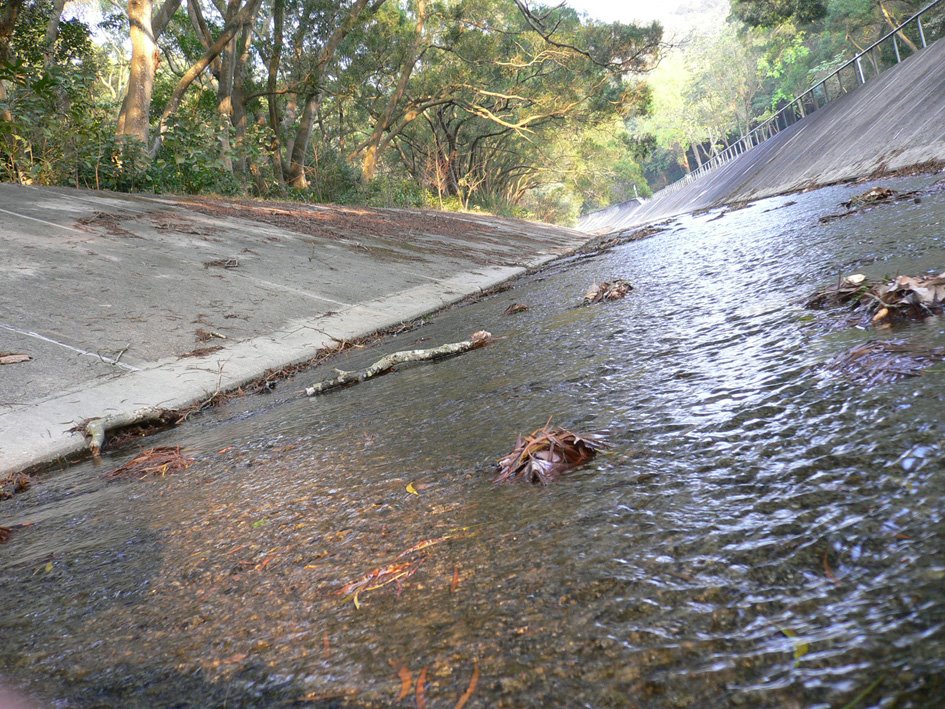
659;0;945;197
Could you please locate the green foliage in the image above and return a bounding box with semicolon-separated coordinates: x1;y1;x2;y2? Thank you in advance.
730;0;827;28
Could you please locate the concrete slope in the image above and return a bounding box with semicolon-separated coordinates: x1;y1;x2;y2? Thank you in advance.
580;36;945;233
0;186;588;475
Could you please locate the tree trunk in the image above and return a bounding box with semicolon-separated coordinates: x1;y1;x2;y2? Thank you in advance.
282;0;380;187
216;1;240;174
0;0;23;65
116;0;157;143
42;0;67;65
266;0;285;183
879;1;919;53
150;0;263;157
116;0;182;144
358;0;426;182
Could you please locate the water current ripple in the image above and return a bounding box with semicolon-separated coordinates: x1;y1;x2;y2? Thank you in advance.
2;175;945;707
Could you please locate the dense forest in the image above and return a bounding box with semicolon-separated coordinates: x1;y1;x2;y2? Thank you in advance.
0;0;940;223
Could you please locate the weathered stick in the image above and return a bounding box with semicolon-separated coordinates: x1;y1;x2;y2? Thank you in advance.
83;409;177;457
305;331;492;397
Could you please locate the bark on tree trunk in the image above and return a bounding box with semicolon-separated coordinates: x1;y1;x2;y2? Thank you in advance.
116;0;182;144
266;0;285;183
0;0;23;65
358;0;426;181
150;0;263;157
282;0;380;187
42;0;67;65
117;0;157;143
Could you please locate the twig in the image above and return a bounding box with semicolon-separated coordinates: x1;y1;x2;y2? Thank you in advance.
305;331;492;396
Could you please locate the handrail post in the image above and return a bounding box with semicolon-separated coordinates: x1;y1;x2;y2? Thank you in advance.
856;56;865;83
918;17;927;48
893;34;902;63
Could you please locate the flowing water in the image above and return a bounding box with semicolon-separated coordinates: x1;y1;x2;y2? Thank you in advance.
3;175;945;708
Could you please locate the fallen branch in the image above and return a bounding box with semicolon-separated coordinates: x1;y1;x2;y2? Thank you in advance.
305;331;492;397
80;409;179;457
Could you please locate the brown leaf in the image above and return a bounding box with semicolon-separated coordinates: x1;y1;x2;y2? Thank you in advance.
454;659;480;709
103;446;195;479
450;566;460;593
416;667;427;709
582;279;633;305
495;421;606;484
503;303;529;315
395;664;413;701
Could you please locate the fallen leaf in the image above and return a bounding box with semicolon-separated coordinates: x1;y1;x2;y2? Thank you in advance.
323;632;330;659
416;667;427;709
779;627;810;661
0;353;31;365
451;566;460;593
454;658;480;709
396;663;413;701
406;482;419;495
103;447;194;479
823;548;839;584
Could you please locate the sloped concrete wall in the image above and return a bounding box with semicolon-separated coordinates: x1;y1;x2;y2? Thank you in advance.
579;36;945;233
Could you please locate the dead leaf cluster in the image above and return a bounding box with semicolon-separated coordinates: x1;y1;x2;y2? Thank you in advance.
103;446;195;479
843;186;897;209
494;421;606;485
503;303;529;315
1;472;30;500
819;186;919;223
806;272;945;324
583;279;633;305
338;531;468;608
827;339;945;386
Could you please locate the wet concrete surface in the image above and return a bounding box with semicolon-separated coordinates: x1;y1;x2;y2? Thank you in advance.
0;186;588;474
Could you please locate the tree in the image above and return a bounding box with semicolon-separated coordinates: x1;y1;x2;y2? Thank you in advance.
730;0;828;27
116;0;181;144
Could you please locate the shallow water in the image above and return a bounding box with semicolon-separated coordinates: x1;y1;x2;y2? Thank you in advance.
3;175;945;707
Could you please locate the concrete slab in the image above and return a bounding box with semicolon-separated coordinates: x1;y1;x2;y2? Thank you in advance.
0;186;588;475
580;35;945;233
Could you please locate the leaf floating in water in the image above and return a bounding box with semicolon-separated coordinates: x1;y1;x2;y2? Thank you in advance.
494;420;607;485
406;482;419;495
778;626;810;661
582;279;633;305
103;446;194;479
503;303;529;315
806;271;945;325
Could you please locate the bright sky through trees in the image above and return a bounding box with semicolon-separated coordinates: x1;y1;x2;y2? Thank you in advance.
564;0;687;24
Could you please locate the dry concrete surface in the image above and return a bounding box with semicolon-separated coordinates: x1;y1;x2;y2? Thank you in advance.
580;34;945;234
0;186;588;475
